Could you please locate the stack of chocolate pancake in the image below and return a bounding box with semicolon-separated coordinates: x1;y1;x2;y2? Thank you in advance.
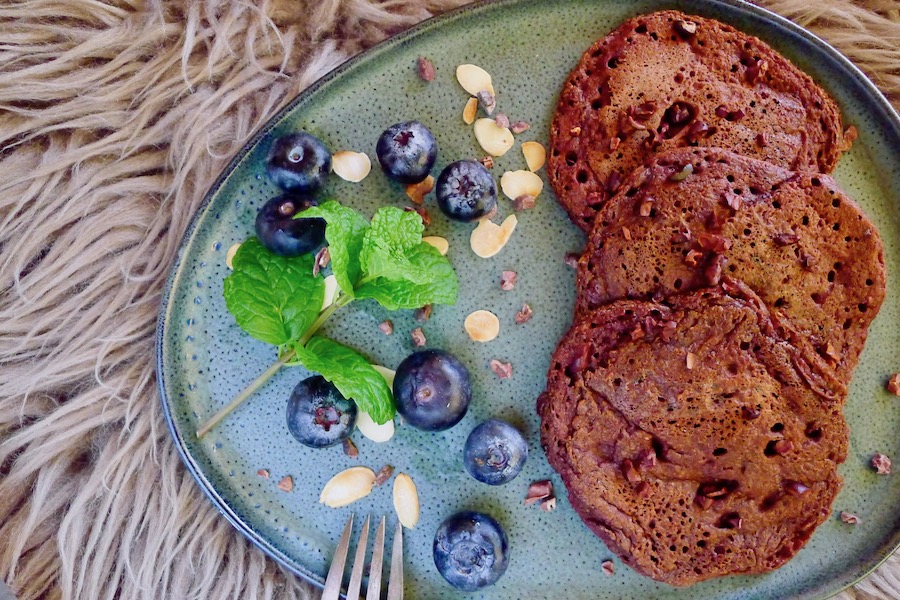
538;10;886;586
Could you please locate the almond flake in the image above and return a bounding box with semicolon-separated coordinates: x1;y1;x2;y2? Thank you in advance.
405;175;435;204
872;453;892;475
840;511;861;525
539;497;557;512
474;118;515;157
277;476;293;492
463;97;478;125
490;359;513;379
257;469;270;479
501;170;543;201
500;270;517;290
601;560;615;576
411;327;426;347
321;274;339;311
456;64;495;96
225;243;241;269
521;141;546;172
319;467;376;508
393;473;420;529
357;407;394;443
686;352;698;370
524;480;553;505
569;126;581;136
470;214;517;258
639;200;653;217
332;151;371;183
379;320;393;335
622;226;631;241
515;303;533;324
422;236;449;255
464;310;500;342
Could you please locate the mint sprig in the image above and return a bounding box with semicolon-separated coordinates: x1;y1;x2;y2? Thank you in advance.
197;201;458;437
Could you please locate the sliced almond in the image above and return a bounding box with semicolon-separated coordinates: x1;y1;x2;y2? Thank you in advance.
320;274;339;311
500;170;543;201
463;97;478;125
464;309;500;342
470;214;517;258
456;64;495;96
319;467;376;508
422;236;449;256
331;151;371;183
393;473;420;529
405;175;435;205
521;141;546;171
225;243;241;269
356;409;395;443
473;118;514;157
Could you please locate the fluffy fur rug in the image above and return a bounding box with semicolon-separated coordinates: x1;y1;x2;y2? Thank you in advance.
0;1;898;599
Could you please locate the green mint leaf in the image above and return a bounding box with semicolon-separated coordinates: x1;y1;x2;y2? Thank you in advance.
293;336;395;424
295;201;369;297
359;207;431;284
223;237;325;346
355;242;458;310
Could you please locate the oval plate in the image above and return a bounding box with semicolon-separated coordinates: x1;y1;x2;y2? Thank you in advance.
157;0;900;598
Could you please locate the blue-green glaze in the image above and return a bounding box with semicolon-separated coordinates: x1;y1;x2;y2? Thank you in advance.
156;0;900;598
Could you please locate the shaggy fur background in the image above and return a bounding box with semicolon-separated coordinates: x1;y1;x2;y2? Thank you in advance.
0;1;898;598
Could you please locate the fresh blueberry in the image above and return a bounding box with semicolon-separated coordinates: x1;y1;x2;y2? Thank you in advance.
433;511;509;591
255;194;325;257
435;160;497;222
375;120;437;184
463;419;528;485
393;349;471;431
266;132;332;192
286;375;357;448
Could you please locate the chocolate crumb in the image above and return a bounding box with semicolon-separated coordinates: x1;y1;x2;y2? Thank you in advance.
490;359;513;380
564;253;580;269
417;56;435;82
378;320;393;335
480;156;495;169
277;476;293;492
886;373;900;395
601;560;615;576
257;469;270;479
414;304;432;322
404;205;431;227
374;464;394;486
785;481;809;496
477;89;496;115
639;200;653;217
500;270;517;291
494;113;510;129
872;453;892;475
510;120;530;134
674;19;697;36
756;132;768;147
342;438;359;458
774;233;800;246
513;194;536;211
840;511;861;525
313;246;330;277
684;249;704;268
515;303;533;324
411;327;426;347
525;479;554;505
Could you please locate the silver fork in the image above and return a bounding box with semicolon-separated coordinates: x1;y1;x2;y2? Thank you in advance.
321;515;404;600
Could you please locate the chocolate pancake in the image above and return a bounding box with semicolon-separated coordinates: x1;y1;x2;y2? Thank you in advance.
548;10;850;232
576;147;885;387
538;285;848;586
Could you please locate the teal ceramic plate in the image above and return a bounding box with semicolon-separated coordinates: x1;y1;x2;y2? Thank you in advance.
156;0;900;597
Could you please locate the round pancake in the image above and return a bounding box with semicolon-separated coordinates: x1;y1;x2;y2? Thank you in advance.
548;10;850;232
576;147;885;387
538;285;848;586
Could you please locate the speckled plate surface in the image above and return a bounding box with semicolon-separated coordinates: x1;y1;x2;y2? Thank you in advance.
156;0;900;598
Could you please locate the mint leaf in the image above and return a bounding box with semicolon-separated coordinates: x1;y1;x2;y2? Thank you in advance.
223;237;325;346
295;201;369;297
293;336;395;424
355;242;458;310
359;207;431;284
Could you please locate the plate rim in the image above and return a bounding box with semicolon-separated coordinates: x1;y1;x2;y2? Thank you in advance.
155;0;900;596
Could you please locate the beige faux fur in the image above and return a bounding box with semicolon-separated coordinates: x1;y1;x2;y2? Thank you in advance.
0;1;898;599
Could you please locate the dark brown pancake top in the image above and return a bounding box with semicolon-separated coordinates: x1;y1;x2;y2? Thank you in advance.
548;10;849;232
576;147;885;387
538;285;848;586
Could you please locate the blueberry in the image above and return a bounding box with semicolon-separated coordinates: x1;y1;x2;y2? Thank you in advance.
435;160;497;222
286;375;357;448
375;121;437;184
266;132;332;192
393;349;471;431
463;419;528;485
255;194;325;257
433;511;509;591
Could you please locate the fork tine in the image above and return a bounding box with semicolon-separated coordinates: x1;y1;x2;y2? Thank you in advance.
387;521;404;600
322;514;354;600
345;515;370;600
366;516;386;600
